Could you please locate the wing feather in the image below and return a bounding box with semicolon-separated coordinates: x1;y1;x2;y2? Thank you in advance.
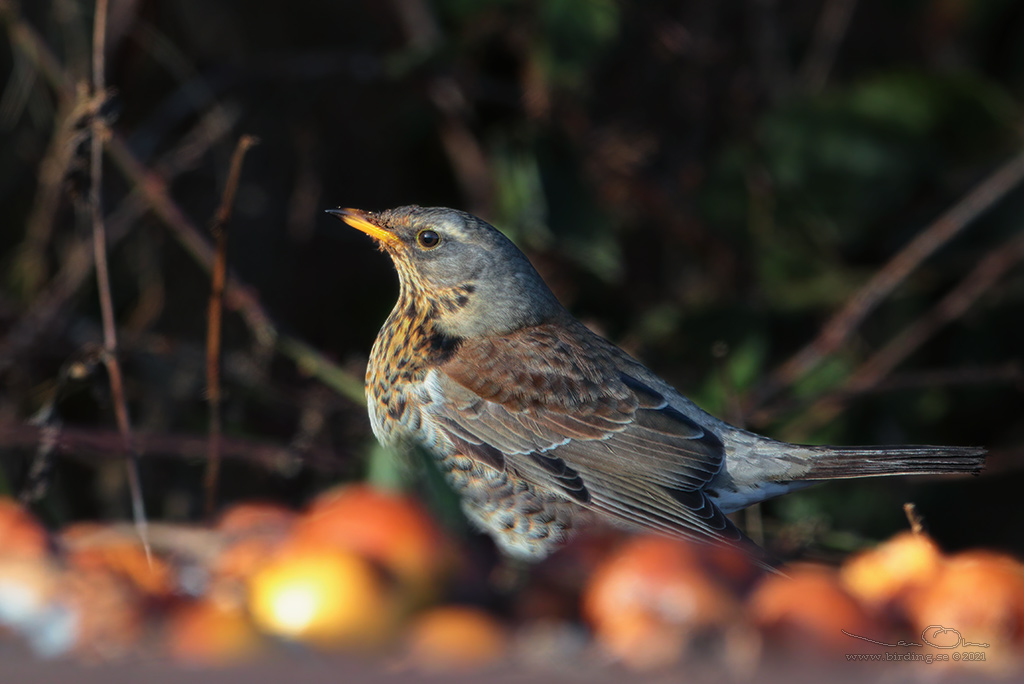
422;320;740;547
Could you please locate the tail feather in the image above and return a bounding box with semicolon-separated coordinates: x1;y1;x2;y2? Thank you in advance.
799;445;986;480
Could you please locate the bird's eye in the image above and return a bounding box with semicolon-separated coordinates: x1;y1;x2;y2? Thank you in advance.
416;229;441;249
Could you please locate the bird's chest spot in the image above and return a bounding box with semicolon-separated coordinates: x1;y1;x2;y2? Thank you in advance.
367;292;464;441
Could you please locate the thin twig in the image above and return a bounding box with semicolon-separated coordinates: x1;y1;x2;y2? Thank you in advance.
89;0;150;561
20;348;104;503
751;362;1022;425
278;336;367;405
750;150;1024;413
800;0;857;93
780;228;1024;434
4;0;385;411
0;1;76;101
0;3;277;348
390;0;495;216
903;503;925;536
0;108;236;378
848;231;1024;392
103;129;366;404
13;86;96;298
204;134;259;517
0;422;347;474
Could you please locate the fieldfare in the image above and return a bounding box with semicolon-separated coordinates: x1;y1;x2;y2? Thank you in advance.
328;205;985;561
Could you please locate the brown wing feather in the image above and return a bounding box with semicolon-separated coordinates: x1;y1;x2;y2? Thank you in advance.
423;320;745;547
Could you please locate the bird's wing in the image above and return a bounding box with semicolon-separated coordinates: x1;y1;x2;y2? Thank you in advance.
419;321;747;547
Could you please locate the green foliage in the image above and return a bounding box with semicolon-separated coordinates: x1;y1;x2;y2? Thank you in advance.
696;336;768;418
535;0;620;89
491;137;552;248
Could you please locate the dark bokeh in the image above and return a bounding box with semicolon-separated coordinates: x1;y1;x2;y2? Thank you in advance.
1;0;1022;558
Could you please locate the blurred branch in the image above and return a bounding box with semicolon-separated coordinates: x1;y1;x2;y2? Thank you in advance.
758;362;1022;423
750;149;1024;415
278;336;367;406
757;362;1019;432
205;134;259;516
11;87;95;297
0;11;220;325
104;130;367;404
2;2;369;413
779;227;1024;434
0;422;346;474
749;0;793;99
800;0;857;93
903;502;925;535
102;132;275;345
390;0;495;217
19;348;105;503
0;107;236;378
89;0;150;560
850;232;1024;390
0;0;76;100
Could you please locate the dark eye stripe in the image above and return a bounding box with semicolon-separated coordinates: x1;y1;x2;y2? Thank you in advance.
417;230;441;249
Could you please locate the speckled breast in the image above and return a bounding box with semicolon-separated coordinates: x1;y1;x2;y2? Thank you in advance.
365;295;584;560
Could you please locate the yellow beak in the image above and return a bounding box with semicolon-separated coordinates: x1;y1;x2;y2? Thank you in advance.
326;208;400;247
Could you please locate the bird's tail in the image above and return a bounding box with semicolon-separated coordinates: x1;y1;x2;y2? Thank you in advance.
798;444;986;480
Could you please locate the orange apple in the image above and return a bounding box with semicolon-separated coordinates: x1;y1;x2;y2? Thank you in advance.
167;598;262;664
217;502;297;536
582;535;742;669
840;532;944;613
905;551;1024;671
0;498;50;559
247;546;397;649
751;563;877;655
292;485;450;601
404;606;506;672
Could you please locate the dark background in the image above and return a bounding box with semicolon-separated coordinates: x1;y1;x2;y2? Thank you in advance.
1;0;1022;561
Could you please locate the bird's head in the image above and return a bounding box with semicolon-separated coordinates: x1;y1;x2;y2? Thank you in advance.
328;205;565;337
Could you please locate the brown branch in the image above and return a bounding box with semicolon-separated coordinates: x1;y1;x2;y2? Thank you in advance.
12;86;96;298
390;0;495;217
751;362;1022;425
772;229;1024;435
1;0;365;410
0;1;76;101
102;129;369;404
0;2;276;348
19;348;104;503
800;0;857;93
205;134;259;517
103;131;277;343
903;503;925;535
89;0;151;560
278;336;367;406
750;150;1024;413
0;423;347;474
104;131;366;404
847;231;1024;392
0;108;236;379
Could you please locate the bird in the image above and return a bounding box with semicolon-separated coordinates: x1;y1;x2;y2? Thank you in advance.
327;205;986;563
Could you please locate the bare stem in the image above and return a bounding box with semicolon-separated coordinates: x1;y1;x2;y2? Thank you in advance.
800;0;857;93
903;503;925;536
780;228;1024;435
1;0;365;413
89;0;150;561
751;150;1024;414
204;134;259;517
0;422;347;474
